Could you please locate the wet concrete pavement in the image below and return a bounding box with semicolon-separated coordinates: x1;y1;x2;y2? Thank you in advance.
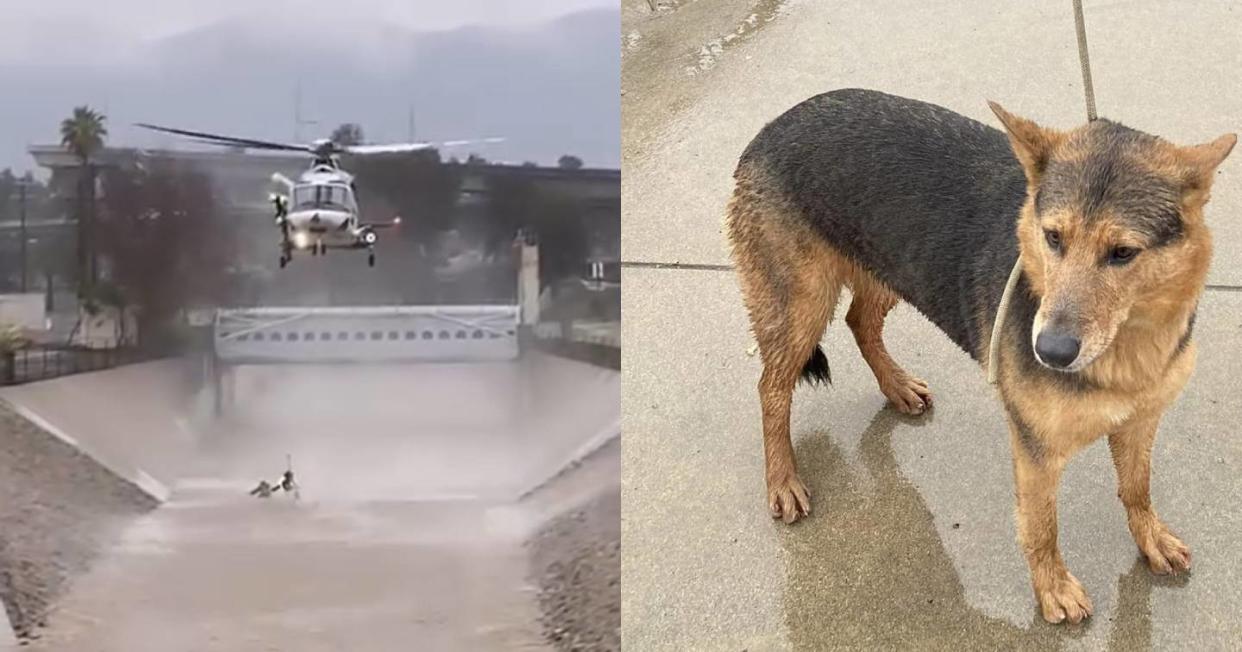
621;0;1242;281
623;268;1242;649
1;354;618;650
621;1;1242;649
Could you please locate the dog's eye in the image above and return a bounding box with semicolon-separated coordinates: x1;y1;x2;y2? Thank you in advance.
1044;230;1062;252
1108;246;1139;266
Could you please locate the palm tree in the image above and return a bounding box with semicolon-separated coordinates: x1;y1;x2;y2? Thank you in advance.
60;105;108;287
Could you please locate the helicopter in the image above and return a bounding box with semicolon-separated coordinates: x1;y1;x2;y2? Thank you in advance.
134;123;503;268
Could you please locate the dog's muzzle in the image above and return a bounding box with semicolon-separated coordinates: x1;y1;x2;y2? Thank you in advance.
1034;330;1081;369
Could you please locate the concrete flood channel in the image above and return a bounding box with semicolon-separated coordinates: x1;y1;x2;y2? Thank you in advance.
0;351;619;650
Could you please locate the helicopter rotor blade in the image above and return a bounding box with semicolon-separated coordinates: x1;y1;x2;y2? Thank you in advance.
439;137;506;148
343;143;437;155
135;123;313;153
343;137;506;156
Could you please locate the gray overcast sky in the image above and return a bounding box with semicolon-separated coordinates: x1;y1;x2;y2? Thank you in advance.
1;0;616;64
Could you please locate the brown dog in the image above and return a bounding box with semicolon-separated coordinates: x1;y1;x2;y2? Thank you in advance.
726;89;1234;624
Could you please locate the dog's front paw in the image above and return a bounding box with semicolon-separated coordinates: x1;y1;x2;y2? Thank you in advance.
1137;522;1191;575
767;472;811;524
1035;568;1093;624
881;373;932;415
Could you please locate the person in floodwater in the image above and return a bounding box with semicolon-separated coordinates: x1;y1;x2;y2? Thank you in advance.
249;466;298;499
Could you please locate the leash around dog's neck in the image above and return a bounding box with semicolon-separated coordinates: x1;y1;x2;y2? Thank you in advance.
987;257;1024;385
990;0;1098;386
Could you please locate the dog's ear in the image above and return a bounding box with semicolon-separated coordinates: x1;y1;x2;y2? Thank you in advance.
1178;133;1236;202
988;101;1065;185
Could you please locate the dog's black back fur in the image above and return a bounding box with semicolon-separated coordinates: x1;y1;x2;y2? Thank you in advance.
738;88;1029;360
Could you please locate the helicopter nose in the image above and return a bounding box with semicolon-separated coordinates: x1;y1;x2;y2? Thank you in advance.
310;213;321;223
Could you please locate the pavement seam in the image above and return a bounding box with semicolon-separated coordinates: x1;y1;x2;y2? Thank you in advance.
620;261;732;271
624;262;1242;294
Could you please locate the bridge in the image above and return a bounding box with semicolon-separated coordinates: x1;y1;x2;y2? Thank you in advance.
213;305;520;364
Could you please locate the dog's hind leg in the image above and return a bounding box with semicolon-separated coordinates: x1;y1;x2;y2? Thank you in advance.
727;180;840;524
844;275;932;414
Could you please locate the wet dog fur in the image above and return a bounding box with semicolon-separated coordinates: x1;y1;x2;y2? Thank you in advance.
726;89;1234;624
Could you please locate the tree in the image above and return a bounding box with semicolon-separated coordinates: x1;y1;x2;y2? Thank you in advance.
59;106;107;158
0;170;22;291
98;158;235;349
59;105;108;288
0;169;14;240
330;123;365;146
0;321;30;383
485;177;589;284
347;149;461;243
0;174;64;294
557;155;584;170
0;322;29;353
0;169;14;210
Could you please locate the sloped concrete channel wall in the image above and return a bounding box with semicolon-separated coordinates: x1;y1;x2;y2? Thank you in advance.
1;359;211;501
0;359;204;643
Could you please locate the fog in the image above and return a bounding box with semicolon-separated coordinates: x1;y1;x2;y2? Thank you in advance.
1;0;617;65
0;2;621;172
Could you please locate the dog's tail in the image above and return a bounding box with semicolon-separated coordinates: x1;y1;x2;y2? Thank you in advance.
799;345;831;386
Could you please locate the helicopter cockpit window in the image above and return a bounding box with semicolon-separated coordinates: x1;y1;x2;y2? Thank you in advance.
292;186;316;209
292;184;352;210
321;185;350;209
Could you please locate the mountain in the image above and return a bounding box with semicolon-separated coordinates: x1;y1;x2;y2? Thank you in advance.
0;7;620;174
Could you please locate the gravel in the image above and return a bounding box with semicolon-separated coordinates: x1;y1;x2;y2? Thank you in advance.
527;487;621;651
0;400;158;641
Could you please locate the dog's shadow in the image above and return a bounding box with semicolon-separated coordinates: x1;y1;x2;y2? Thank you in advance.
779;406;1171;650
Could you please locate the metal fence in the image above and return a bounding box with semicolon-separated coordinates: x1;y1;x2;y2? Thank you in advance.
0;346;154;386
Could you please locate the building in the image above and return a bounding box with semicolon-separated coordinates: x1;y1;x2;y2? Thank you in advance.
6;144;619;305
24;145;618;248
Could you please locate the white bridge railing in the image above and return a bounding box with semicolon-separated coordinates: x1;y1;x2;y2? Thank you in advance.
214;305;520;363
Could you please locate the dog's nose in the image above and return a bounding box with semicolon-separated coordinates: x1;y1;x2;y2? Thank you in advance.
1035;331;1081;369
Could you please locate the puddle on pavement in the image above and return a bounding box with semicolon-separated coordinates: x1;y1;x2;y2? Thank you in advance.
779;407;1171;650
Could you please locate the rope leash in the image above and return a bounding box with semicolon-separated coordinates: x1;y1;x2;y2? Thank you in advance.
987;0;1098;385
1072;0;1098;122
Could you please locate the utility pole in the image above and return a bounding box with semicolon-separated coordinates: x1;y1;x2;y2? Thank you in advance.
294;81;317;142
295;82;302;142
17;178;28;293
87;161;97;285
